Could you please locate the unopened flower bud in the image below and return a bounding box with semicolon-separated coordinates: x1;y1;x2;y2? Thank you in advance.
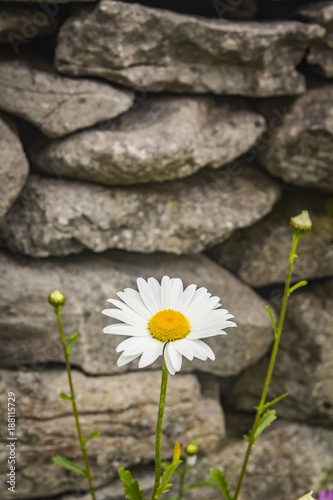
185;443;199;466
297;492;316;500
290;210;312;235
48;290;65;308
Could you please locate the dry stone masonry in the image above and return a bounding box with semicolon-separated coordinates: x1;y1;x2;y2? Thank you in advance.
0;0;332;499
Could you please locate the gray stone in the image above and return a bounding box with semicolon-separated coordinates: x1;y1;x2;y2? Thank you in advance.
209;191;333;287
0;249;274;377
0;5;58;44
186;423;333;500
55;0;324;97
0;113;29;219
298;1;333;77
221;279;333;424
30;95;265;185
258;85;333;191
0;368;223;499
0;167;280;256
0;57;133;138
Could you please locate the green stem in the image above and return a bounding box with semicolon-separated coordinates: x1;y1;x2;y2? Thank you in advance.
233;233;300;500
151;360;169;500
55;307;96;500
177;464;188;500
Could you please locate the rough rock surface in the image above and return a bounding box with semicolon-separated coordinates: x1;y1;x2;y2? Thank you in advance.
0;368;223;499
0;113;29;219
187;423;333;500
0;249;274;377
209;191;333;286
259;85;333;191
0;58;133;138
30;95;266;185
0;5;58;43
221;279;333;424
299;1;333;77
0;168;280;256
55;0;324;96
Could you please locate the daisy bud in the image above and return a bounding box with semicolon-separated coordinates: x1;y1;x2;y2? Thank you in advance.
185;443;199;466
48;290;65;308
297;492;316;500
290;210;312;235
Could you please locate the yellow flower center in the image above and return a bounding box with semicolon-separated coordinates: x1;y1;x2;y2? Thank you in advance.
149;309;190;342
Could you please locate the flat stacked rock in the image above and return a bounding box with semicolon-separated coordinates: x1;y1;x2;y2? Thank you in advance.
0;249;274;377
0;5;58;43
30;95;265;184
0;368;223;499
0;167;280;256
258;85;333;191
209;191;333;286
55;0;324;96
0;113;29;219
0;57;134;137
299;1;333;77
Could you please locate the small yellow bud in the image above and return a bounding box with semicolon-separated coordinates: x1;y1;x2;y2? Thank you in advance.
48;290;65;308
290;210;312;235
186;443;199;456
297;492;316;500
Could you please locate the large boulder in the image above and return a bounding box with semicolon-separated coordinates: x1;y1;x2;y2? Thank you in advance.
0;249;274;377
0;5;58;44
298;1;333;77
30;95;265;184
0;167;280;257
0;57;133;138
209;190;333;287
0;368;223;499
0;113;29;220
221;279;333;424
258;85;333;191
55;0;324;97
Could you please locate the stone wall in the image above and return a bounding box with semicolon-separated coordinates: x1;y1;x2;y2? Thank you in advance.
0;1;332;499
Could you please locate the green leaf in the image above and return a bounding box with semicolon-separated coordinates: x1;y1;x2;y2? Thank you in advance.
253;409;277;442
155;442;182;498
265;305;277;333
118;468;146;500
66;333;79;356
184;480;215;492
52;456;87;477
256;393;288;412
59;392;73;401
83;431;100;447
210;469;232;500
288;280;307;296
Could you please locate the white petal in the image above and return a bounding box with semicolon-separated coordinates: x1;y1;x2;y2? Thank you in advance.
147;278;162;309
139;340;164;368
176;284;197;313
103;324;149;336
117;289;151;320
193;340;215;360
160;276;173;309
186;340;208;360
117;352;140;367
182;287;210;315
166;342;183;373
102;308;147;327
187;330;227;339
116;336;154;355
170;278;184;309
137;278;160;315
163;344;176;375
173;338;194;360
107;298;151;324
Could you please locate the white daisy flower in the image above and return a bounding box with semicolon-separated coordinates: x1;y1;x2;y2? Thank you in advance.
102;276;236;375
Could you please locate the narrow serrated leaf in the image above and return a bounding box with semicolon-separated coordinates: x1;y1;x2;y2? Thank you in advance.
288;280;307;296
184;480;215;492
59;392;73;401
210;469;232;500
265;305;277;333
253;409;277;442
118;467;146;500
52;456;87;477
83;431;100;447
66;333;79;356
256;393;288;412
155;442;182;498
